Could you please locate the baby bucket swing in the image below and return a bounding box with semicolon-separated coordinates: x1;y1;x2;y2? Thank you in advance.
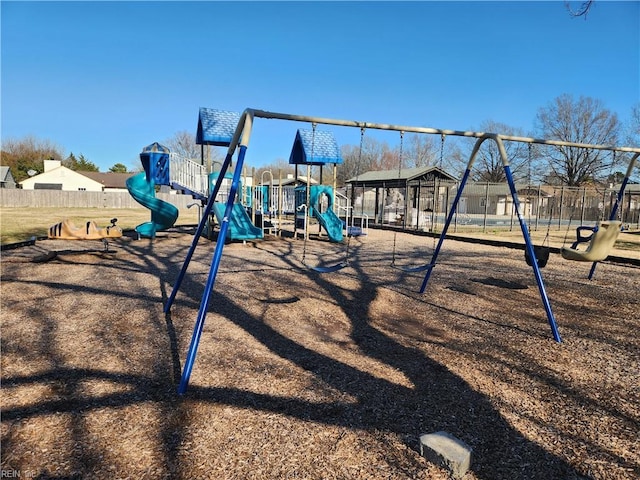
523;145;551;268
560;151;623;264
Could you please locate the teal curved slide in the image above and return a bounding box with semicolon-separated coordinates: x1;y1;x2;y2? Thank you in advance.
313;208;344;242
212;202;263;241
309;185;343;242
126;172;179;237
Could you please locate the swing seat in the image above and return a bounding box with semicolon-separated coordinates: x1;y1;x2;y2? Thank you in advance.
525;245;550;268
347;226;365;237
306;261;348;273
392;262;435;273
560;221;622;262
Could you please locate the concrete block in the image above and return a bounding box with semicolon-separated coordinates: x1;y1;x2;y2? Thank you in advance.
419;431;472;479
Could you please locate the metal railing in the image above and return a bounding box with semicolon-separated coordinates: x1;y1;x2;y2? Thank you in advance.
169;153;209;198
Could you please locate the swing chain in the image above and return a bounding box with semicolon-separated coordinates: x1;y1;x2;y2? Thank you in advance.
391;131;405;266
398;131;404;176
301;123;318;265
353;127;366;225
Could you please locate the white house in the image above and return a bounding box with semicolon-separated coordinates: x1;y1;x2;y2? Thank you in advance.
19;160;104;191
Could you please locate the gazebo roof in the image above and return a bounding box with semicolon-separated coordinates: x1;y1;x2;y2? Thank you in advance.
346;166;456;184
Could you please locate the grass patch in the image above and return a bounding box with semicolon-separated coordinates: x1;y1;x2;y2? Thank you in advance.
0;207;201;244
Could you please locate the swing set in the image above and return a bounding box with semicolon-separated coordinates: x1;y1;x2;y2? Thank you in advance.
165;107;640;394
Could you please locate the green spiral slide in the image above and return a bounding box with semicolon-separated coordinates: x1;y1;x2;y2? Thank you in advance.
126;172;179;238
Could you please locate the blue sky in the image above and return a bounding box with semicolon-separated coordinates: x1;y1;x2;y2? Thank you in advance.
2;1;639;171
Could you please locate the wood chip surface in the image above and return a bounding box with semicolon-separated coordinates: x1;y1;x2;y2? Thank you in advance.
1;228;638;479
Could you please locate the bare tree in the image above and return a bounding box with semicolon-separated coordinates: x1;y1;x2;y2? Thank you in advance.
536;94;620;186
447;121;529;183
163;130;200;159
565;0;595;18
337;136;398;185
625;102;640;147
472;121;530;183
404;134;440;168
1;135;65;181
619;102;640;182
163;130;224;168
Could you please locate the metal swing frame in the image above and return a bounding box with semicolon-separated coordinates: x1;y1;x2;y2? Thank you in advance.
166;108;640;394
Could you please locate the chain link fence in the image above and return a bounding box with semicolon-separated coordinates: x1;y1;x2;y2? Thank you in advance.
348;182;640;233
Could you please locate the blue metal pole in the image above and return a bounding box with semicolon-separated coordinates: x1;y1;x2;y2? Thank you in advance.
177;146;249;395
419;167;472;293
504;164;562;342
164;152;233;313
588;175;630;280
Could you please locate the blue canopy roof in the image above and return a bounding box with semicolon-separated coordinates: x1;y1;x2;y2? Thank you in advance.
289;129;343;165
196;108;241;146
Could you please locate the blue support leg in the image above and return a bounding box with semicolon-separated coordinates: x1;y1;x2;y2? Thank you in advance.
178;146;249;395
164;153;234;313
504;165;561;342
419;168;472;293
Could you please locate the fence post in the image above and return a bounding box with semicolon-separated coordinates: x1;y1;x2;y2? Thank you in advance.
482;182;489;233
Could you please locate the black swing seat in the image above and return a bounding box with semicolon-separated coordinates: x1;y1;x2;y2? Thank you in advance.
561;220;622;262
525;244;550;268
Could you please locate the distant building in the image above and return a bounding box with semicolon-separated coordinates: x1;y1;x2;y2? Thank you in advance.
0;166;17;188
81;171;136;193
19;160;135;192
20;160;103;191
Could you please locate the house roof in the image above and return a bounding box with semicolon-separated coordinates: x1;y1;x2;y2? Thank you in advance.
1;166;13;181
80;172;136;189
346;166;457;184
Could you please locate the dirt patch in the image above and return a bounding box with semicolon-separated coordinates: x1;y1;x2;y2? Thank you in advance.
1;228;638;479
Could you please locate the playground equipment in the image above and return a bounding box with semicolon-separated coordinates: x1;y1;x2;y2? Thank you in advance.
211;202;263;241
290;125;344;240
203;170;263;242
127;143;179;238
558;156;637;279
289;125;357;272
48;217;122;251
522;145;551;269
561;220;622;262
295;184;344;242
48;218;122;240
165;107;640;394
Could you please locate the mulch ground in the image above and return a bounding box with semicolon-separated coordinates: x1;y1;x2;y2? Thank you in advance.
1;226;638;480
